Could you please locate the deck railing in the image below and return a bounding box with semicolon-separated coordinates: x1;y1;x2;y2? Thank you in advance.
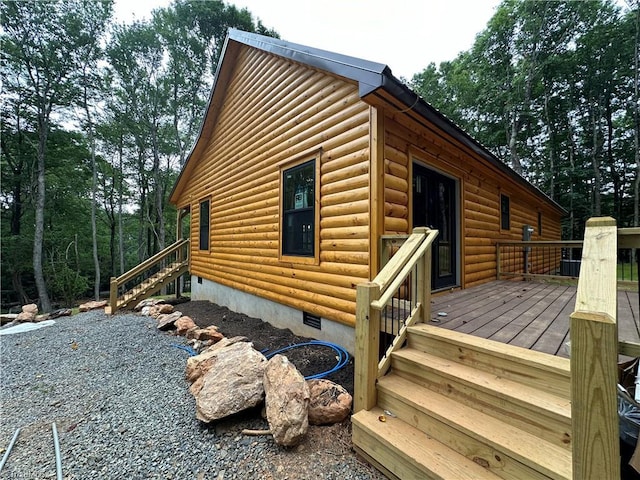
570;217;619;480
354;227;438;412
496;240;583;282
498;233;639;292
108;238;189;313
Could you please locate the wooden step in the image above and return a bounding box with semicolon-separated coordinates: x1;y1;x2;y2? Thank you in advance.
407;323;571;399
352;407;502;480
391;348;572;449
377;374;571;480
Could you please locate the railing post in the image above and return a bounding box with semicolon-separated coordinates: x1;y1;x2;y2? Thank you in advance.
354;282;381;412
570;217;618;480
109;277;118;315
414;228;430;323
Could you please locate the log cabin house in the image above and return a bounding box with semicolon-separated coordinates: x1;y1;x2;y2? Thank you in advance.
169;29;565;353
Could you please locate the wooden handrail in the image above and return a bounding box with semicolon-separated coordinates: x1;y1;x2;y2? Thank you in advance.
108;238;189;314
116;239;189;286
354;227;438;412
569;217;619;480
618;227;640;249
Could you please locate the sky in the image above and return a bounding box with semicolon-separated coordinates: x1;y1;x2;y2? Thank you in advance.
114;0;502;80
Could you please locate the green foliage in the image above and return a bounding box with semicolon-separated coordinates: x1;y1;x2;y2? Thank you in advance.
411;0;639;237
0;0;279;308
44;261;89;308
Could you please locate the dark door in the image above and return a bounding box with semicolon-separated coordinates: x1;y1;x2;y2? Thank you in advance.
413;163;457;289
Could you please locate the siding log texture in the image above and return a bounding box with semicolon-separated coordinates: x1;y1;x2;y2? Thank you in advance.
378;107;562;289
173;46;370;327
173;35;564;329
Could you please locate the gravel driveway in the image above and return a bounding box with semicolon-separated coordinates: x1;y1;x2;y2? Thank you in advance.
0;311;384;479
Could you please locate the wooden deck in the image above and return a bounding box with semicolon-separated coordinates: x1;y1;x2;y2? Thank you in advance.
429;280;639;357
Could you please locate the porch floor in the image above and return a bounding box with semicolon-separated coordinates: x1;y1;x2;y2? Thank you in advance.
429;280;639;357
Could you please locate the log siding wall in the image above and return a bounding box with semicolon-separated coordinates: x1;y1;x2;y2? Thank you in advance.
173;46;371;327
380;109;562;288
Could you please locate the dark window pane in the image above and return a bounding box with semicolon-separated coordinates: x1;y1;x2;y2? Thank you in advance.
199;200;210;250
282;160;315;256
500;194;510;230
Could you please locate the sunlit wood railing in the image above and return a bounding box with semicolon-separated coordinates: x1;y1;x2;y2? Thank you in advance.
354;227;438;412
569;217;619;480
108;238;189;314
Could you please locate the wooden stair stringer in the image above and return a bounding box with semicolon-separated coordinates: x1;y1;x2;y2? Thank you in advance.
116;261;188;310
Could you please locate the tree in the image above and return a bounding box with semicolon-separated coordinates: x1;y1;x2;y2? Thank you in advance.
1;0;112;311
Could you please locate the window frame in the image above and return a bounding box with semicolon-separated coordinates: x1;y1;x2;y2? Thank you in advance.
537;211;543;237
279;154;320;265
500;193;510;231
198;198;211;251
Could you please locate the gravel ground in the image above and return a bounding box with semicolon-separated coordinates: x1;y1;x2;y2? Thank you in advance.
0;311;385;480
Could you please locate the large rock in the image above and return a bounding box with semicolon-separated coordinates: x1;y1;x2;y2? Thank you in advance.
307;379;352;425
175;316;197;336
193;341;267;422
186;326;224;343
134;298;164;311
16;303;38;323
157;303;174;314
263;354;310;447
78;300;107;312
156;311;182;330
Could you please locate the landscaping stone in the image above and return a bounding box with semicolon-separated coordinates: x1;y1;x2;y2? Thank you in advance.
192;341;267;422
307;379;352;425
264;354;310;447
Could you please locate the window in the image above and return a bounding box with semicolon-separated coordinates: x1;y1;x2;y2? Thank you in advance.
538;211;543;236
282;159;315;257
199;199;210;250
500;194;510;230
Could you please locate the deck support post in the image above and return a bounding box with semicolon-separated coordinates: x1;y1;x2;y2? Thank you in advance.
570;216;619;480
354;282;381;412
108;277;117;315
414;227;430;324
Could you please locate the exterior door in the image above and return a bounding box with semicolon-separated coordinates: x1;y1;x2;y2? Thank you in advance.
412;163;457;289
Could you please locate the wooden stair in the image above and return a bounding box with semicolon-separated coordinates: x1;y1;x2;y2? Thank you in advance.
352;323;572;480
114;260;188;311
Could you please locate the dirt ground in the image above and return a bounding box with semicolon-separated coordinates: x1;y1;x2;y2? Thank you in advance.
174;299;355;395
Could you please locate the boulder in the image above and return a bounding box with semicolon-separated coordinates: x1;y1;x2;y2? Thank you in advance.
134;298;164;311
157;303;174;314
16;304;38;322
156;311;182;330
263;354;310;447
187;326;224;342
22;304;38;315
193;341;267;422
175;316;197;336
307;379;352;425
78;300;107;312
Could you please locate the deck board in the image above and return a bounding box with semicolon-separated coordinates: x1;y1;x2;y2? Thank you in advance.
430;280;638;357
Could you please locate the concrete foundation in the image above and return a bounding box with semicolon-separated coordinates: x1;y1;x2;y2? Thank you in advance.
191;275;355;354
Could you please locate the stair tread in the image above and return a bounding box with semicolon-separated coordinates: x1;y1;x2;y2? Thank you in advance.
353;407;502;480
378;374;572;480
392;347;571;421
408;323;570;375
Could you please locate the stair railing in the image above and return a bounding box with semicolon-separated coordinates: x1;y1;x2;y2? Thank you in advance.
108;238;189;314
354;227;438;412
569;217;619;480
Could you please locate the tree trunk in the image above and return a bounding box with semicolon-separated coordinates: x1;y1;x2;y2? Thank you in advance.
590;106;602;216
117;138;125;275
508;112;523;175
33;116;52;312
84;90;101;300
634;4;640;228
